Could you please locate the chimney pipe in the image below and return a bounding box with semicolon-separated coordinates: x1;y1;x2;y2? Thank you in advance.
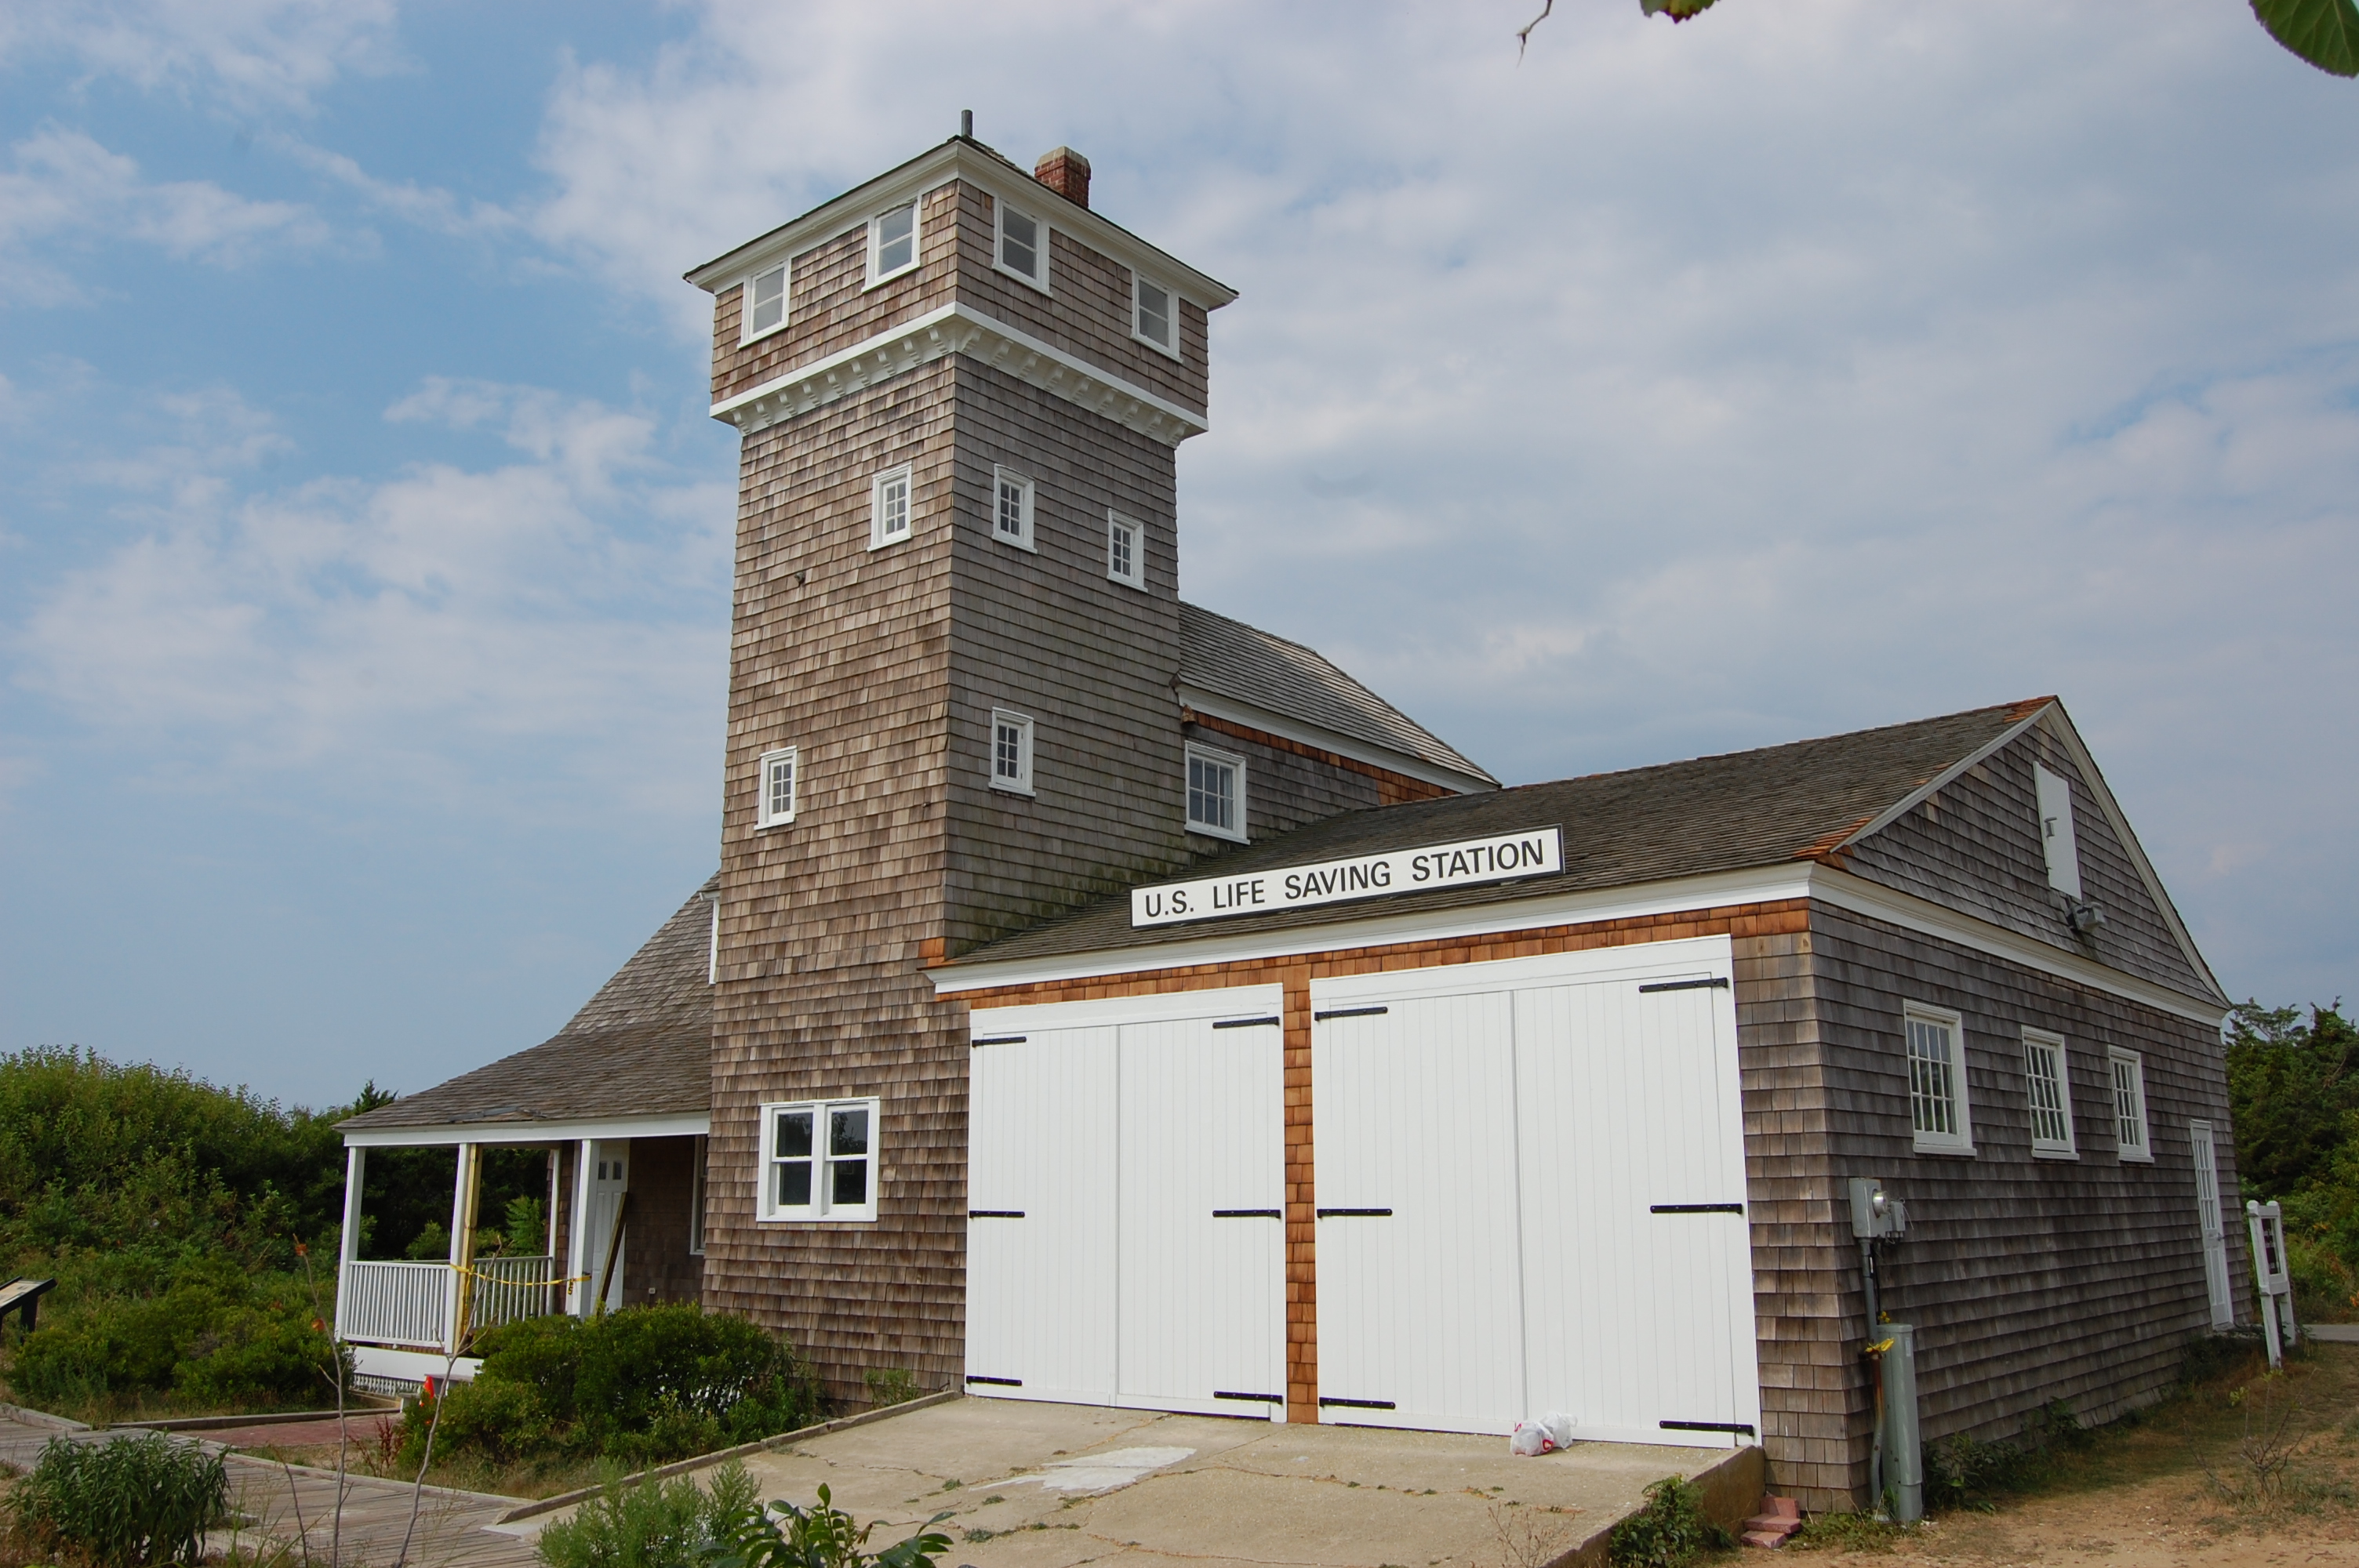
1034;147;1090;209
960;110;972;140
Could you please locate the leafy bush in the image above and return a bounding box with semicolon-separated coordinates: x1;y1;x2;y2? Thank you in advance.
406;1305;821;1468
1608;1475;1728;1568
6;1432;229;1567
862;1369;919;1410
1925;1430;2038;1508
12;1256;343;1410
698;1482;950;1568
539;1461;758;1568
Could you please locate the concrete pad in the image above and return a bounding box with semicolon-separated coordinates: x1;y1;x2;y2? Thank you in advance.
733;1398;1747;1568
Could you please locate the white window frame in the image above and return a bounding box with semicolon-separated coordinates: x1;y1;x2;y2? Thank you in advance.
1185;741;1248;844
989;708;1035;797
2109;1047;2153;1162
990;465;1035;552
1132;272;1180;358
740;260;788;343
688;1133;708;1255
1106;510;1145;590
867;201;919;288
2022;1028;2077;1159
993;197;1049;292
1904;1003;1974;1154
757;746;798;829
2034;762;2083;900
871;464;913;550
707;895;720;984
757;1097;880;1223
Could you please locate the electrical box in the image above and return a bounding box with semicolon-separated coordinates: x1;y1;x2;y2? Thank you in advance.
1849;1177;1908;1240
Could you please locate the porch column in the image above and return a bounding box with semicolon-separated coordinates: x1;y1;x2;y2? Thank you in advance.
447;1142;482;1353
333;1145;365;1342
566;1138;595;1317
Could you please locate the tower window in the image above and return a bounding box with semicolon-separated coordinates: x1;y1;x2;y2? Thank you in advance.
871;465;913;550
1134;276;1176;356
990;709;1034;796
742;262;787;340
992;466;1035;551
870;202;918;284
1107;510;1144;590
996;201;1046;289
757;746;797;829
1185;742;1246;842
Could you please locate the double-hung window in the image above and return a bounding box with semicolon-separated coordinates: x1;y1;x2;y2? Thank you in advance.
758;1098;879;1222
2109;1048;2152;1161
1107;510;1144;589
1133;275;1177;356
869;202;917;284
2023;1029;2077;1158
757;746;797;829
1905;1004;1973;1153
990;709;1034;796
1185;742;1246;842
741;262;787;340
996;200;1045;288
992;466;1034;550
871;465;912;549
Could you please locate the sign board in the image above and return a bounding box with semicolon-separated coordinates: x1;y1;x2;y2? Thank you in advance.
1132;826;1564;928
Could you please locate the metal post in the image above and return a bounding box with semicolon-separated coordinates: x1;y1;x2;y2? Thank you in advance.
335;1145;366;1342
1881;1323;1923;1522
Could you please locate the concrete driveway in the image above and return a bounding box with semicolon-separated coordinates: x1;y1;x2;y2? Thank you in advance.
732;1397;1761;1568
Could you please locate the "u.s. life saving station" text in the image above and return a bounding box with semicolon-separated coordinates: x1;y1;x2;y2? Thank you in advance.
1130;826;1565;928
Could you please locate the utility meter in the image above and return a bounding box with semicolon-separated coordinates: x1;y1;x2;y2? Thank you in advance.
1849;1176;1908;1240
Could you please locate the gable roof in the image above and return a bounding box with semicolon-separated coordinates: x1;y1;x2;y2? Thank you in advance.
339;877;717;1134
1179;602;1496;790
942;699;2093;969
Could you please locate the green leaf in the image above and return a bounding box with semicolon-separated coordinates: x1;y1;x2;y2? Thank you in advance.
1639;0;1721;16
2253;0;2359;77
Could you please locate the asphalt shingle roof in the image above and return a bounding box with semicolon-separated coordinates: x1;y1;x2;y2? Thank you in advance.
948;700;2048;967
1179;602;1496;786
338;876;718;1133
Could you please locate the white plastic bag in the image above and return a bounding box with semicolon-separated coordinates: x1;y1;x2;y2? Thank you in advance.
1509;1411;1577;1455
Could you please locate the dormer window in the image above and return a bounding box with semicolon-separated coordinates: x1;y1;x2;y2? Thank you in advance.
2034;762;2082;899
870;202;917;285
996;201;1045;289
1133;276;1176;357
742;262;787;341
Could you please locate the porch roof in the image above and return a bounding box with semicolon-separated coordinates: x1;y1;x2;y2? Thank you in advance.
340;875;716;1137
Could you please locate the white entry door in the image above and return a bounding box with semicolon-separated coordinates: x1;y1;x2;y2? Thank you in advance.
576;1139;629;1314
2191;1119;2234;1330
965;1025;1119;1404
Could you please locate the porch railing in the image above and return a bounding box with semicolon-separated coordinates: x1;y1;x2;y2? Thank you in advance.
341;1254;560;1351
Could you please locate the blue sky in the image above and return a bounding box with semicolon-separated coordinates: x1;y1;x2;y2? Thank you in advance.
2;1;2354;1109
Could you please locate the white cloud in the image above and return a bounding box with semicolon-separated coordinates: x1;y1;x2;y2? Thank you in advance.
0;0;399;115
11;376;731;821
0;128;332;300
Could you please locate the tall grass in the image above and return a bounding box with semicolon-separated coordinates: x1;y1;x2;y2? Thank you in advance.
5;1433;230;1567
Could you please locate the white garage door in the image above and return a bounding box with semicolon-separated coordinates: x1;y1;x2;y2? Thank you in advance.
965;986;1286;1418
1313;938;1760;1447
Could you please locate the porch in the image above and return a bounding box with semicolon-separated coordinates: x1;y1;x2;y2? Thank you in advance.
334;1117;710;1388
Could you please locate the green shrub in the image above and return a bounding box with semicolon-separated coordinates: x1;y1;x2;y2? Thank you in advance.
862;1369;919;1409
696;1481;950;1568
539;1461;758;1568
6;1432;229;1567
1608;1475;1728;1568
12;1261;341;1411
1925;1430;2037;1508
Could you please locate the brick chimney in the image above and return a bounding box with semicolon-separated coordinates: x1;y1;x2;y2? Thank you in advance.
1034;147;1090;209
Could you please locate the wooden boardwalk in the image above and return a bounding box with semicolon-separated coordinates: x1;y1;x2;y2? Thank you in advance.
0;1405;542;1568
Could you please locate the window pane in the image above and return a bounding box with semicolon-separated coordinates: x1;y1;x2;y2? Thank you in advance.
878;474;909;539
1109;521;1133;580
767;756;794;818
2026;1043;2069;1146
1189;755;1236;831
996;723;1022;779
750;265;786;333
831;1157;868;1207
776;1109;812;1159
1001;209;1038;277
877;205;914;273
776;1160;811;1208
830;1105;869;1157
998;479;1023;535
1907;1018;1956;1138
1138;281;1170;345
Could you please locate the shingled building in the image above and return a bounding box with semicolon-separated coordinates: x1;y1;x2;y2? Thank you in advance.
336;133;2242;1512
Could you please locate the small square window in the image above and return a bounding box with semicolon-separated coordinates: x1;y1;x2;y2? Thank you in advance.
997;201;1046;288
1133;275;1176;355
757;746;797;828
742;262;787;340
1905;1004;1973;1153
870;202;918;284
758;1098;878;1222
991;466;1035;551
2109;1048;2152;1161
871;465;913;550
1185;742;1247;842
990;709;1034;796
2023;1029;2077;1158
1107;510;1145;590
